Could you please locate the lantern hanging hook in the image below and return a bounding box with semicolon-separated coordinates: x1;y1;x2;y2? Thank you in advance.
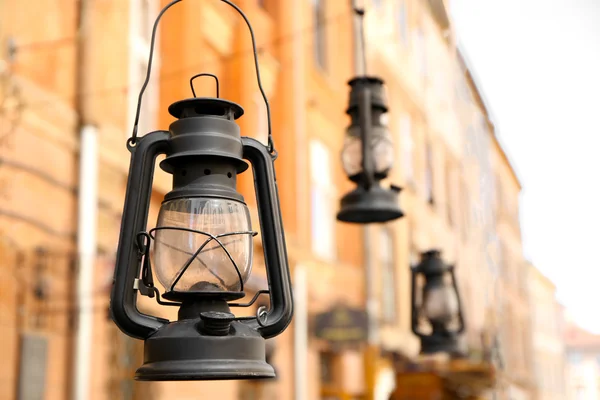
128;0;276;158
190;73;220;98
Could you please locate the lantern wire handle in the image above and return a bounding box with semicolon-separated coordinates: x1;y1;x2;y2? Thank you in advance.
190;73;220;98
129;0;277;159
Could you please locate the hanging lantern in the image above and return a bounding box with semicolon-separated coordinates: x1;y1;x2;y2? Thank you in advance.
337;77;403;224
411;250;465;356
110;0;292;381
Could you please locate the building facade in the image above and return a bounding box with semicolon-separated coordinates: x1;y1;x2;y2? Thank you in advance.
489;124;536;399
0;0;531;399
528;263;567;400
565;320;600;400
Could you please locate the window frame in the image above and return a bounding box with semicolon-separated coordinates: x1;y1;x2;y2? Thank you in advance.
424;141;435;205
253;91;269;145
379;227;397;324
460;177;470;241
397;0;409;45
445;158;454;227
399;114;414;184
413;27;427;79
128;0;160;139
309;140;336;261
569;352;582;365
312;0;328;71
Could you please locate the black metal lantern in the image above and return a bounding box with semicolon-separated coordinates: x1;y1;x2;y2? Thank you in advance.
337;77;403;224
109;0;292;381
411;250;465;356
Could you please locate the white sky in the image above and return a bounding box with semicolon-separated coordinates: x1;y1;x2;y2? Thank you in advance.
449;0;600;333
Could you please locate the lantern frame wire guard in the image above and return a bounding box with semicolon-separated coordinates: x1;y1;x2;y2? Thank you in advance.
110;0;293;381
410;250;466;356
135;228;259;302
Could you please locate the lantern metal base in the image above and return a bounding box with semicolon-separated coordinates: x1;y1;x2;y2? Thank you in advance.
419;335;465;357
135;318;275;381
337;185;403;223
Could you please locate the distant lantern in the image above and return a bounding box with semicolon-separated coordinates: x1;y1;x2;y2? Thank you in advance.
411;250;466;356
110;0;293;381
337;77;403;224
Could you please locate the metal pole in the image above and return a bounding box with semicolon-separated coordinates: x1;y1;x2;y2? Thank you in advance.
364;224;379;400
293;265;308;400
351;1;379;398
351;0;366;77
73;125;98;400
73;1;97;399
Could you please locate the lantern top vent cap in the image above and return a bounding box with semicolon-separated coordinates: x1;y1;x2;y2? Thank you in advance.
415;249;450;275
347;75;384;86
168;97;245;120
422;249;442;259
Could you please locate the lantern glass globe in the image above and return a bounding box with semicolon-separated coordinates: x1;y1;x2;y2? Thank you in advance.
423;283;459;324
341;127;394;177
152;197;253;293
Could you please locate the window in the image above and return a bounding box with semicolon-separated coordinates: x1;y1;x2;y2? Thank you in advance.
107;325;153;400
397;1;408;45
409;249;420;267
446;160;454;227
576;385;586;400
399;115;413;182
136;61;154;136
139;0;152;41
239;335;277;399
129;0;159;138
569;352;582;365
310;140;336;260
253;92;268;145
435;64;447;106
460;179;470;241
380;228;396;323
413;28;427;78
312;0;327;70
455;78;471;103
17;334;48;400
238;381;274;400
498;240;509;281
425;142;434;205
494;173;502;213
320;352;336;385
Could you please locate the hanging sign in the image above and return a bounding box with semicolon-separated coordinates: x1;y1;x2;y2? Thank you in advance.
314;306;368;347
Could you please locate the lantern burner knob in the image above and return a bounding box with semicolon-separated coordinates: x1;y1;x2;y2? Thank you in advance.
199;311;235;336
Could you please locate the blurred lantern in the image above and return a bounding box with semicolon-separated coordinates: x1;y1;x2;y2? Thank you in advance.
337;77;403;223
110;0;292;381
411;250;465;356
